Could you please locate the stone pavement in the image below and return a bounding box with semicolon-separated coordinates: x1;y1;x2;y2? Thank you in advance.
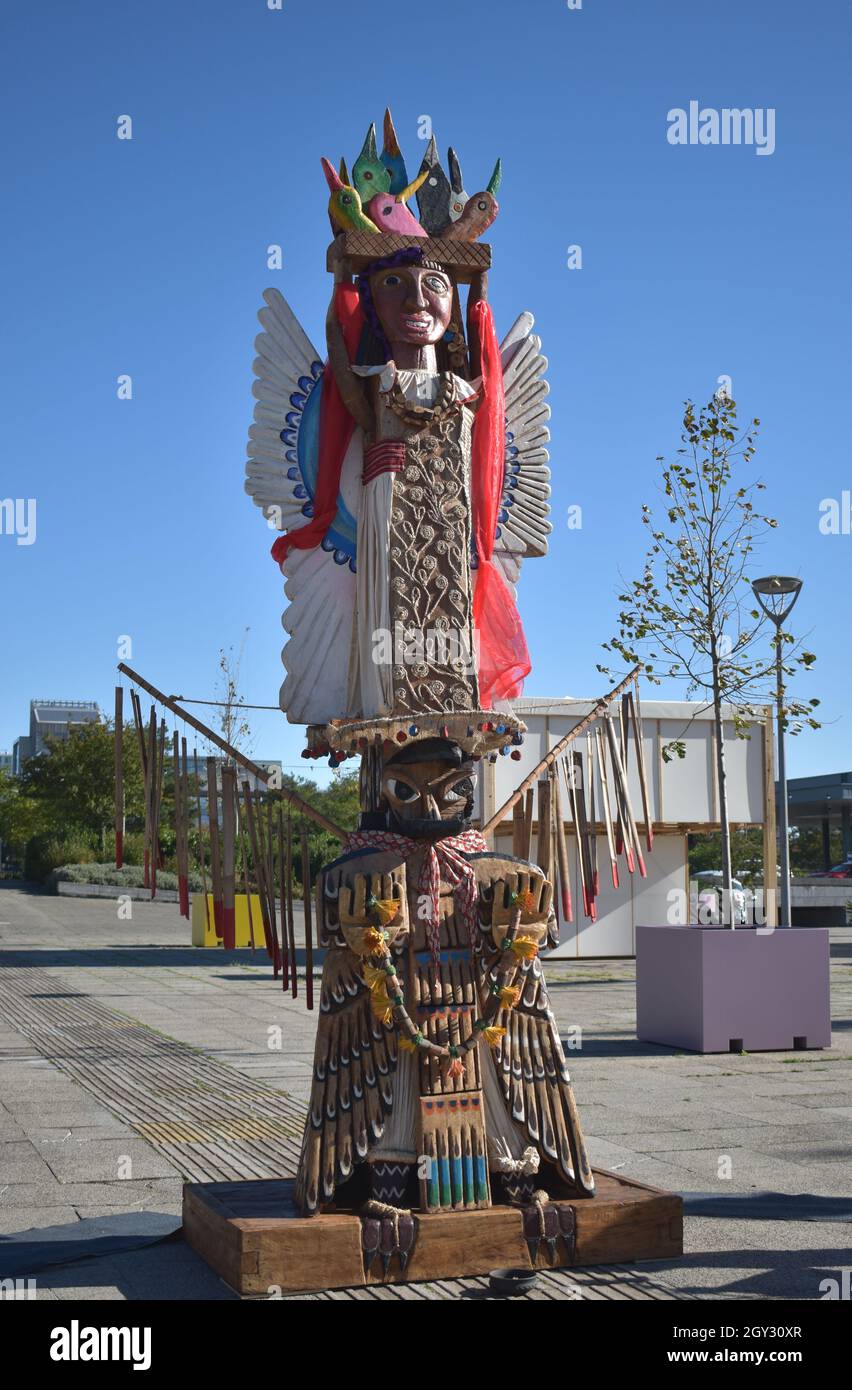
0;881;850;1301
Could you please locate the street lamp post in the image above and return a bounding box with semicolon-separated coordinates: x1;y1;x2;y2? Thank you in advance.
752;575;803;928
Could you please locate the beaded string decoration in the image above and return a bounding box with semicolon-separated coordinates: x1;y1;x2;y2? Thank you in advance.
351;890;541;1083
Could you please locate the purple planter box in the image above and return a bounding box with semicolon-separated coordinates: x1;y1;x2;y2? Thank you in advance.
636;925;831;1053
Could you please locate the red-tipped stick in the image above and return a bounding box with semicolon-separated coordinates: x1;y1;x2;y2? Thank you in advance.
220;765;237;951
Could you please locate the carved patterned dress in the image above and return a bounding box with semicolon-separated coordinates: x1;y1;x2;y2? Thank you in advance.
347;366;480;720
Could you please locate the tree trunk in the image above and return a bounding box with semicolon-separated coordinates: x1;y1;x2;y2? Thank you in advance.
712;681;734;927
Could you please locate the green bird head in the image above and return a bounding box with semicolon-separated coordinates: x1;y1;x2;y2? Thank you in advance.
352;122;392;201
321;157;379;233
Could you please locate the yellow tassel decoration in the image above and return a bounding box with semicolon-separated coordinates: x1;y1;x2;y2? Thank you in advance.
509;935;539;960
368;898;401;927
371;990;393;1025
362;963;388;991
398;1036;418;1053
498;985;522;1008
359;926;387;957
481;1025;507;1048
515;889;538;917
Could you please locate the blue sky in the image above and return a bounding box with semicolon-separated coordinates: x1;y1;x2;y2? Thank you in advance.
1;0;849;782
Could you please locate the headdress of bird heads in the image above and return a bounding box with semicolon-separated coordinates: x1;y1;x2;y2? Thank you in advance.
321;112;502;243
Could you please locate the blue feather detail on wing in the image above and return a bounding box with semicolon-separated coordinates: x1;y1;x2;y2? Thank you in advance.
278;363;357;573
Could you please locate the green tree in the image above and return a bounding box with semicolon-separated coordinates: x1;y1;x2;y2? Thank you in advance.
21;721;147;852
600;394;819;914
0;770;51;856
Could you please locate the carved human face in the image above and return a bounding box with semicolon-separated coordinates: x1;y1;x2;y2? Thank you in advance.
370;265;453;351
382;756;476;841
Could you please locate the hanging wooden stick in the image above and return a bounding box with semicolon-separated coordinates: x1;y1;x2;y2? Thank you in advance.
193;749;212;936
145;709;157;896
605;712;647;879
629;684;654;852
552;759;573;923
179;737;191;920
206;758;225;937
522;788;534;860
276;807;290;990
576;750;597;921
114;686;124;869
604;712;634;874
537;776;553;885
142;711;152;891
235;783;257;952
286;811;298;1000
243;783;279;970
220;765;237;950
266;798;282;979
512;799;525;858
153;719;167;895
300;824;314;1011
172;732;187;919
595;726;619;890
587;732;600;902
565;753;589;920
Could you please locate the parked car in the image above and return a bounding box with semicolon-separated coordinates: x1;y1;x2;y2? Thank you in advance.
691;870;749;925
810;860;852;880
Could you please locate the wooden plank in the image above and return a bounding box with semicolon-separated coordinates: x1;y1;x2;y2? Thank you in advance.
328;231;491;283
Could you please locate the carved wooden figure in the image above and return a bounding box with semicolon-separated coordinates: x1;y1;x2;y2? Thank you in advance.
238;112;643;1277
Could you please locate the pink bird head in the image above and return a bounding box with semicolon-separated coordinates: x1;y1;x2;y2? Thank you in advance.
366;168;429;235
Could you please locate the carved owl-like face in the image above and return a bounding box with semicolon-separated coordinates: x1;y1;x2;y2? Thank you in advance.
382;754;476;841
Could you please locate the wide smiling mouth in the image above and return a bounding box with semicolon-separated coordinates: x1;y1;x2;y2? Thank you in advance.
401;314;433;334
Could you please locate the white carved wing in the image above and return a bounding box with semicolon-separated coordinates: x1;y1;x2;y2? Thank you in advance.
493;313;552;586
244;288;358;727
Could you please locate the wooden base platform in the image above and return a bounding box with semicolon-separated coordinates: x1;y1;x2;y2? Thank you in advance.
183;1169;682;1296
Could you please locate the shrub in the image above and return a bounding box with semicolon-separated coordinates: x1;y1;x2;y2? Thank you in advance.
47;862;204;892
25;833;99;883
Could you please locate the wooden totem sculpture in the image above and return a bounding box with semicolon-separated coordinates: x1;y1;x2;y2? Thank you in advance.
245;111;593;1270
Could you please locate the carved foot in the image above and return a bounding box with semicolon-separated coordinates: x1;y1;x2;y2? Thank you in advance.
361;1202;418;1277
521;1198;576;1265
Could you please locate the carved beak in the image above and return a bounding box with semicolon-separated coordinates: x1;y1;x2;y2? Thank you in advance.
321;157;344;193
486;158;503;196
396;168;429;204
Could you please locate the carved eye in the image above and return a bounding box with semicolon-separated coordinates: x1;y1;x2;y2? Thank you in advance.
477;199;488;211
389;779;418;804
382;205;393;214
382;273;402;287
424;274;450;294
341;194;352;205
444;777;473;804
